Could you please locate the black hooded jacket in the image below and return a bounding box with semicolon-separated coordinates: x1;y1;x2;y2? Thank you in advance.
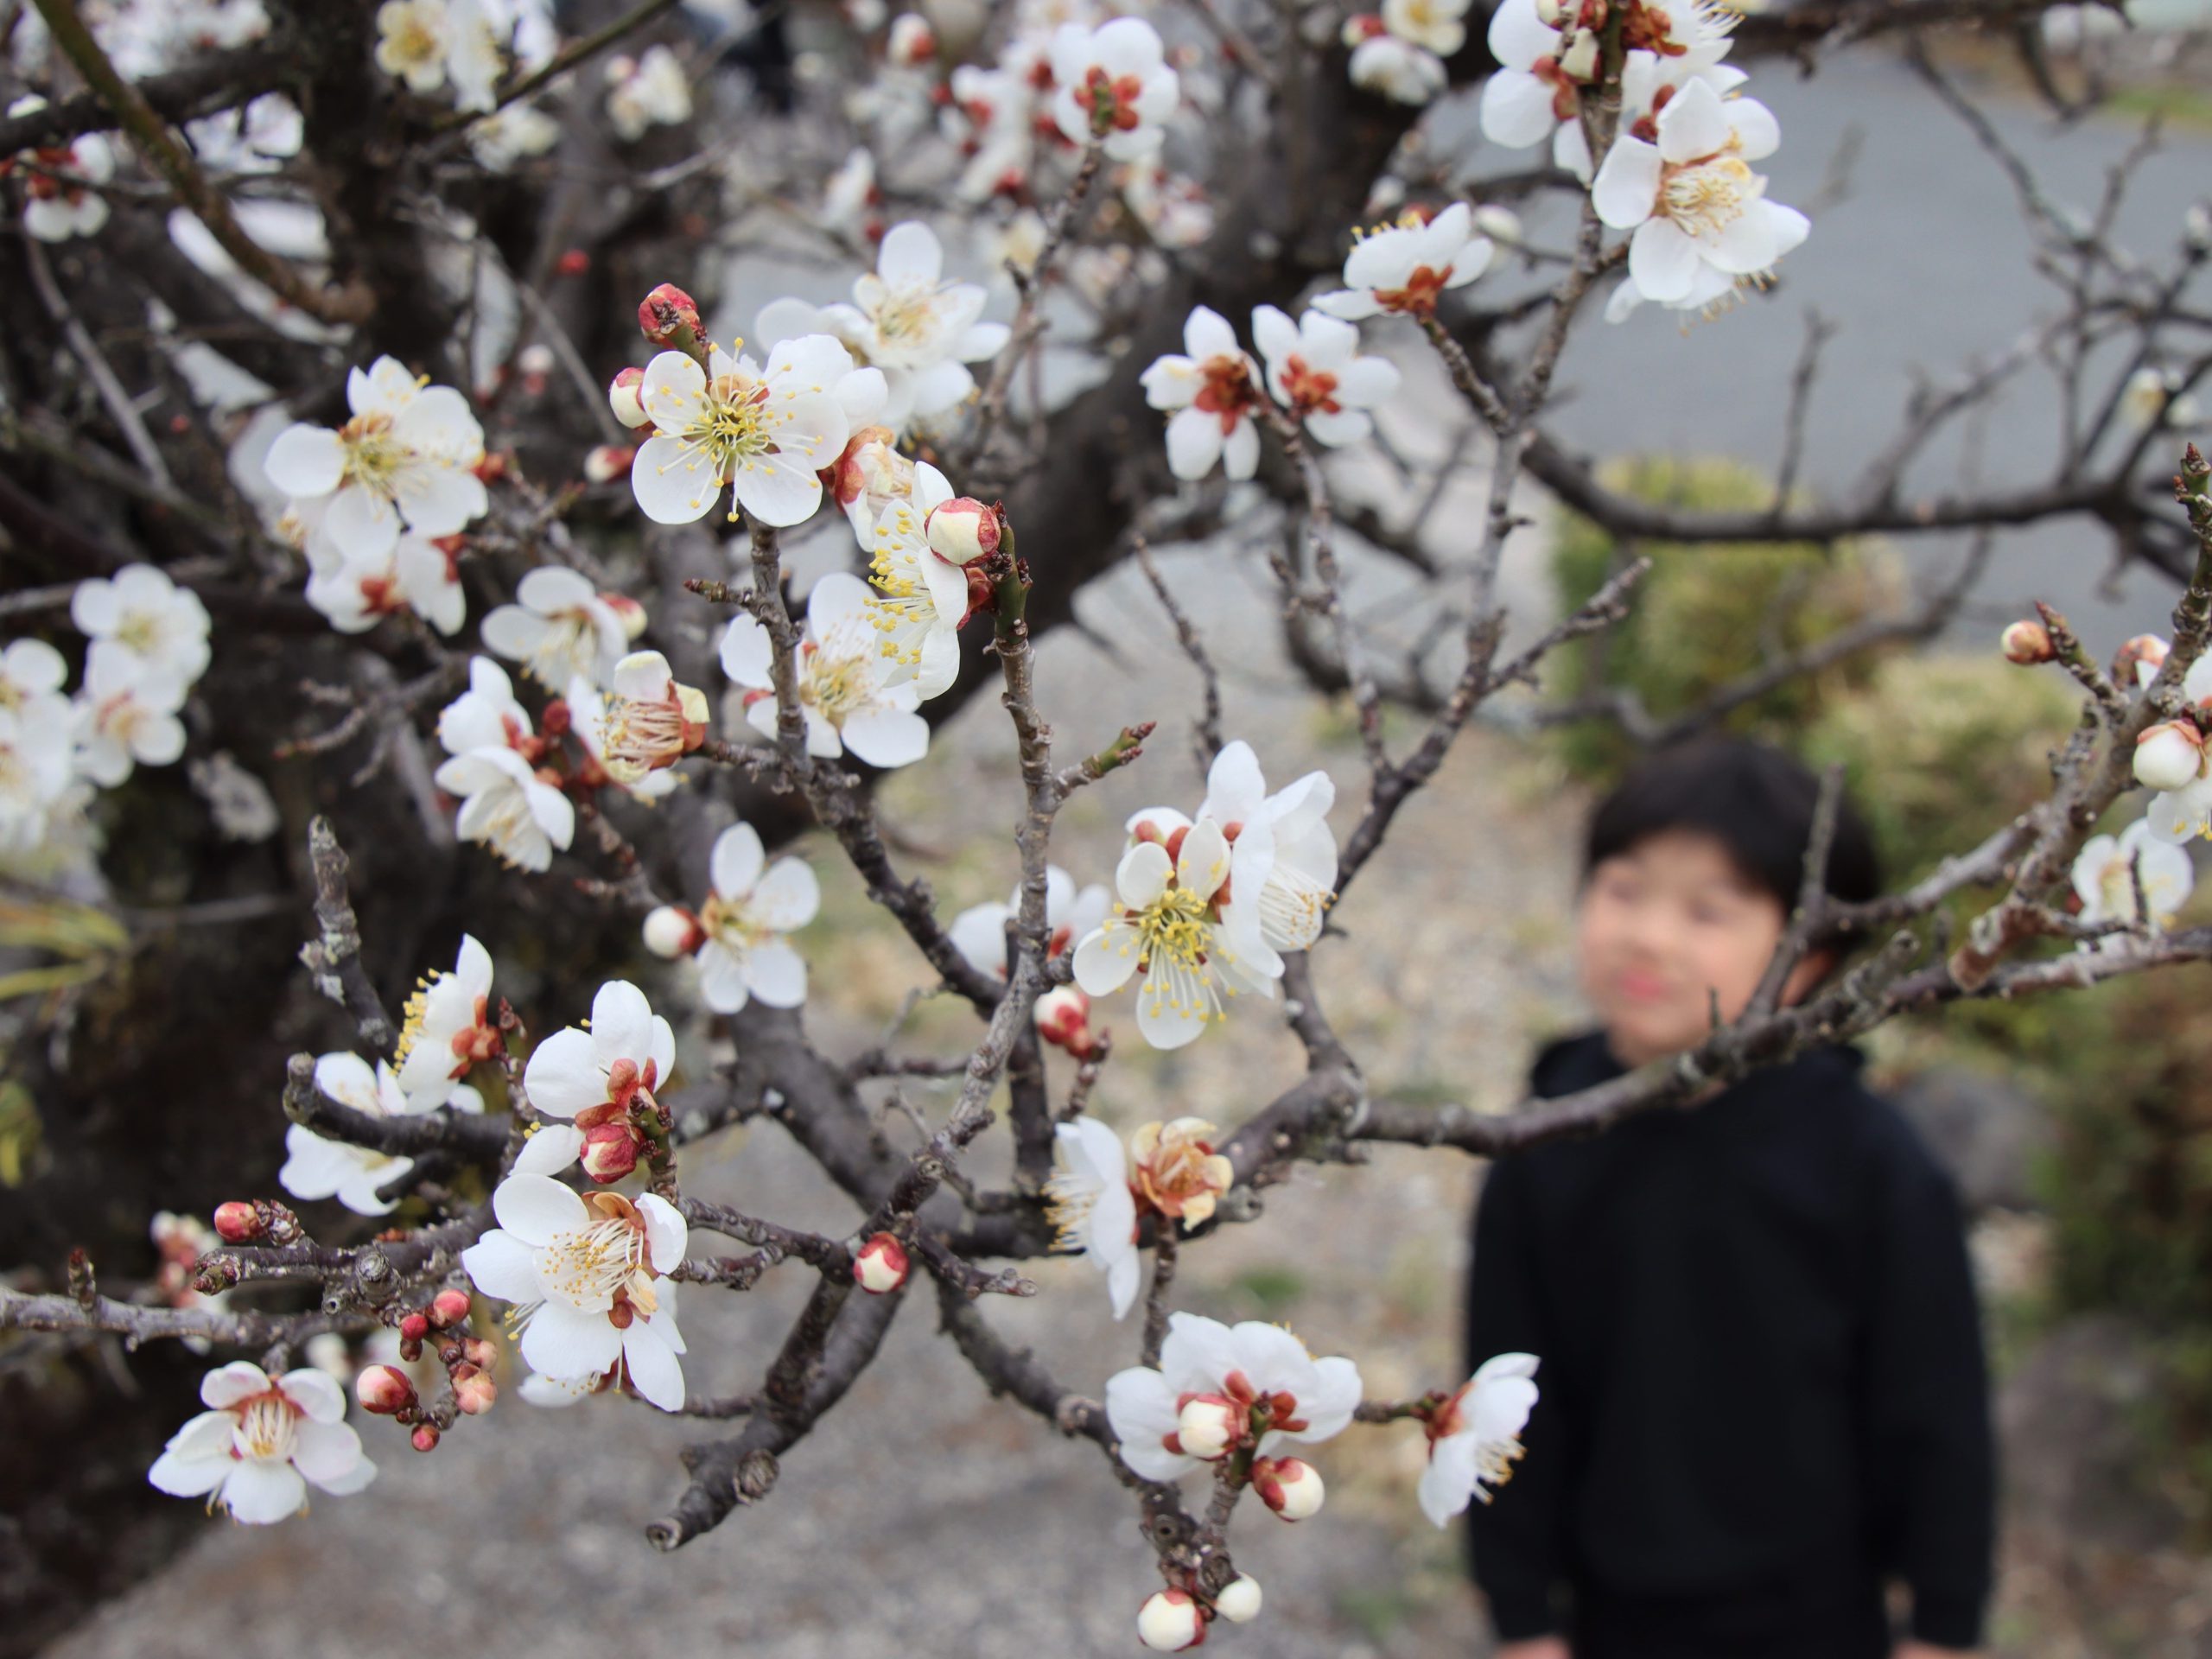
1465;1030;1996;1654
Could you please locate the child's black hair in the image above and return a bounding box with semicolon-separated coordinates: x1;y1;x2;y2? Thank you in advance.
1581;736;1883;912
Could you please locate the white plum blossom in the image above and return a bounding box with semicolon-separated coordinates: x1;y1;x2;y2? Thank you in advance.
605;45;693;141
280;1051;483;1216
304;534;465;636
628;338;855;527
437;655;534;758
861;460;969;696
2138;657;2212;845
1141;306;1264;482
1479;0;1583;162
148;1363;374;1523
1382;0;1471;55
0;703;77;854
1071;818;1278;1050
480;566;638;687
71;563;212;686
822;146;879;233
434;745;575;870
1346;25;1447;105
719;572;931;768
950;864;1113;979
469;100;562;168
598;650;709;782
1106;1312;1362;1482
1251;305;1402;448
518;978;676;1179
1196;739;1337;956
374;0;501;108
1592;78;1804;315
567;673;681;802
756;224;1009;434
2070;816;2193;949
460;1175;690;1409
663;822;820;1014
1049;18;1181;161
1045;1116;1141;1318
1314;202;1492;322
5;97;113;241
264;359;488;563
0;639;67;711
395;933;500;1108
1419;1352;1540;1526
2120;365;2203;434
72;640;188;786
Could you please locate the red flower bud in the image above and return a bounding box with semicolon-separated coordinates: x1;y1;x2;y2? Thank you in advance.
639;282;702;344
581;1122;644;1184
398;1312;431;1344
212;1201;262;1243
410;1423;442;1453
556;248;590;276
356;1365;418;1415
853;1232;910;1294
430;1288;473;1328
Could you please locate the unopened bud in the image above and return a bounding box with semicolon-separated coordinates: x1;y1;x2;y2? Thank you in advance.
581;1122;643;1184
1339;10;1386;42
556;247;590;276
1472;203;1522;245
602;592;650;640
429;1288;473;1328
2134;720;2207;792
398;1312;431;1344
464;1337;499;1370
608;366;650;429
1251;1455;1324;1521
410;1422;442;1453
887;11;935;63
356;1365;417;1415
853;1232;910;1294
212;1201;263;1243
2114;632;2171;691
643;905;706;959
1136;1588;1205;1651
638;283;702;344
2185;203;2212;254
452;1363;499;1415
1034;984;1096;1058
585;443;636;484
1173;1394;1244;1461
1214;1574;1262;1623
2000;620;2054;664
924;497;1001;565
1557;26;1599;80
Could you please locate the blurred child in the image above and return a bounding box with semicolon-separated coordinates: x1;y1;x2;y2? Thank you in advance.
1467;737;1995;1659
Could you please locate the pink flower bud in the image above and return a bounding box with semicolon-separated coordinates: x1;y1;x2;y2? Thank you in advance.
398;1312;431;1344
638;283;701;344
602;592;650;640
2000;620;2054;664
2114;632;2169;690
356;1364;417;1415
464;1337;499;1370
1339;12;1386;42
452;1363;499;1416
1136;1588;1206;1651
1034;984;1096;1058
2134;720;2206;792
585;442;636;484
1214;1574;1262;1624
410;1422;442;1453
581;1122;643;1184
853;1232;910;1294
887;11;935;64
212;1201;262;1243
1250;1455;1324;1521
608;367;650;429
924;497;1001;565
1173;1393;1244;1461
643;905;706;959
429;1288;473;1328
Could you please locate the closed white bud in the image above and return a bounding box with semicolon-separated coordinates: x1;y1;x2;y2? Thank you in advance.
1173;1393;1243;1461
1557;27;1599;80
1999;620;2054;665
1472;203;1522;245
924;497;1001;565
608;367;650;428
1136;1589;1205;1651
1214;1574;1262;1623
584;443;633;485
887;10;934;63
643;906;702;958
2135;720;2206;792
1252;1454;1324;1521
852;1231;910;1294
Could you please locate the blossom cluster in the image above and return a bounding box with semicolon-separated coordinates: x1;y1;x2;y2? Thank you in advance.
0;565;212;871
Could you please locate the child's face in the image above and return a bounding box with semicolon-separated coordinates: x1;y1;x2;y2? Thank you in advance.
1576;829;1821;1067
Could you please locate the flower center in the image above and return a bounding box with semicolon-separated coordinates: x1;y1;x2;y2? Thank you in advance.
115;612;164;657
1659;149;1756;239
537;1213;653;1313
340;410;404;497
798;641;877;725
1195;354;1257;432
1279;354;1341;416
1133;884;1214;976
1374;263;1452;316
1082;67;1147;134
233;1390;302;1462
700;890;766;951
